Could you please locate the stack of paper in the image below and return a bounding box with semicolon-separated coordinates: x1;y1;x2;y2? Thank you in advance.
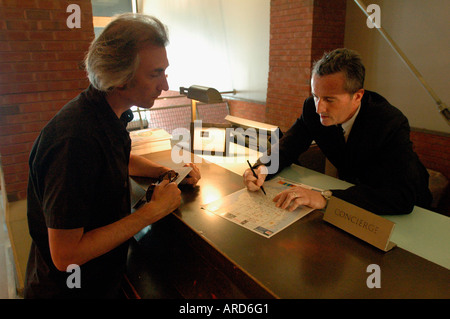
130;128;172;155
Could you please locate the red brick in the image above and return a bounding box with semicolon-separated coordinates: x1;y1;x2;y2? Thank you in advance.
35;0;63;10
9;132;38;144
28;30;54;40
34;70;85;82
0;105;20;116
1;112;41;124
21;121;47;133
8;41;44;51
4;180;28;193
1;0;38;9
0;143;29;156
0;124;24;136
46;60;80;71
57;50;85;61
19;100;64;113
25;9;51;20
0;51;31;62
12;62;47;73
53;30;91;41
2;30;29;41
6;20;38;30
0;7;26;20
37;20;67;31
4;173;19;185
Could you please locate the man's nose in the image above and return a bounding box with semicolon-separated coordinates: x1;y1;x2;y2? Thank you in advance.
159;75;169;91
315;98;326;114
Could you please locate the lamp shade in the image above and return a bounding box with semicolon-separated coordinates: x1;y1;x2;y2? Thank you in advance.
180;85;223;104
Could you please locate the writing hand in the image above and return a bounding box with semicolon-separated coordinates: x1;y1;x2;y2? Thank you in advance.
243;165;268;192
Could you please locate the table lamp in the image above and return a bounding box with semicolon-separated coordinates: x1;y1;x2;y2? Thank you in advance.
179;85;224;121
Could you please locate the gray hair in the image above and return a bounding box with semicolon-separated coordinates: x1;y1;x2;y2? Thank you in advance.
312;48;365;94
85;13;169;92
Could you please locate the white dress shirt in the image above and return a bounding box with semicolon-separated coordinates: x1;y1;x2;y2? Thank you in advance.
341;105;361;141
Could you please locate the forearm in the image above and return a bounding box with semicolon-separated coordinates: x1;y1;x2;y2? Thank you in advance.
128;153;170;177
49;212;143;271
49;202;164;271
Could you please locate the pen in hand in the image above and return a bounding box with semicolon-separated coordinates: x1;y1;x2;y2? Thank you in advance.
247;160;266;196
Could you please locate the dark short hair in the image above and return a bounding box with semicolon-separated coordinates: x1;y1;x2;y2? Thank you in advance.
312;48;365;94
85;13;169;92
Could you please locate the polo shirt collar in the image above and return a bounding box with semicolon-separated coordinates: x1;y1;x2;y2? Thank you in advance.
84;85;133;128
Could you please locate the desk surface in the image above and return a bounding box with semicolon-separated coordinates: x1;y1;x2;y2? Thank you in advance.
128;150;450;299
278;164;450;270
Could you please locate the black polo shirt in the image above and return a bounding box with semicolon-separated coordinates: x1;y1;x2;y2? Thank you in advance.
25;86;133;298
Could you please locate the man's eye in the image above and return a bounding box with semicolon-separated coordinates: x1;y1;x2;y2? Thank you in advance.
150;72;166;78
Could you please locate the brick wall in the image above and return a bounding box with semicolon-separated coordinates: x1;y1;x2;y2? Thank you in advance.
266;0;346;133
311;0;346;63
227;99;266;123
410;130;450;215
411;130;450;181
0;0;94;201
265;0;314;132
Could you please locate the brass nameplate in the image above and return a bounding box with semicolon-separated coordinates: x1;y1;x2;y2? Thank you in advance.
323;197;396;252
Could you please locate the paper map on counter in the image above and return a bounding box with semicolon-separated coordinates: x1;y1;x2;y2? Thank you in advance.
201;177;321;238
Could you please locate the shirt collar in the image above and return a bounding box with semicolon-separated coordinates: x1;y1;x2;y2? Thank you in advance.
83;85;133;146
84;85;133;128
341;105;361;141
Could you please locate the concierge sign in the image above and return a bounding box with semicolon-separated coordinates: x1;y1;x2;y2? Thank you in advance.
323;197;396;252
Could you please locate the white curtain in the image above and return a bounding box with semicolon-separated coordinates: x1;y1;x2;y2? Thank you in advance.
141;0;232;92
140;0;270;102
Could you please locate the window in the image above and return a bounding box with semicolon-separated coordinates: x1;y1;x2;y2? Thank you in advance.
91;0;136;37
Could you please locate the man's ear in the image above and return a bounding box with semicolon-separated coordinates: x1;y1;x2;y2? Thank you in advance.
353;88;364;104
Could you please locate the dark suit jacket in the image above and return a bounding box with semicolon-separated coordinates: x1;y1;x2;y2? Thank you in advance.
262;90;432;215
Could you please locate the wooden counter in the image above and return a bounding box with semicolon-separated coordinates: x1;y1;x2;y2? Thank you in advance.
126;150;450;299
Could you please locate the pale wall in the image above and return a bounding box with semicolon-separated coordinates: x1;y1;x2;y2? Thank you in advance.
344;0;450;133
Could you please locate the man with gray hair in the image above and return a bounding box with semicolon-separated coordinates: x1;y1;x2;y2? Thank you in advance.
25;13;200;298
244;48;431;215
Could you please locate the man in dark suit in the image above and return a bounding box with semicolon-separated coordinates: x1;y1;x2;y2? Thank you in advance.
244;48;432;215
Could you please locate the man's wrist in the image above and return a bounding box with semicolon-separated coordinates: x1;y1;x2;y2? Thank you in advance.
320;190;332;209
